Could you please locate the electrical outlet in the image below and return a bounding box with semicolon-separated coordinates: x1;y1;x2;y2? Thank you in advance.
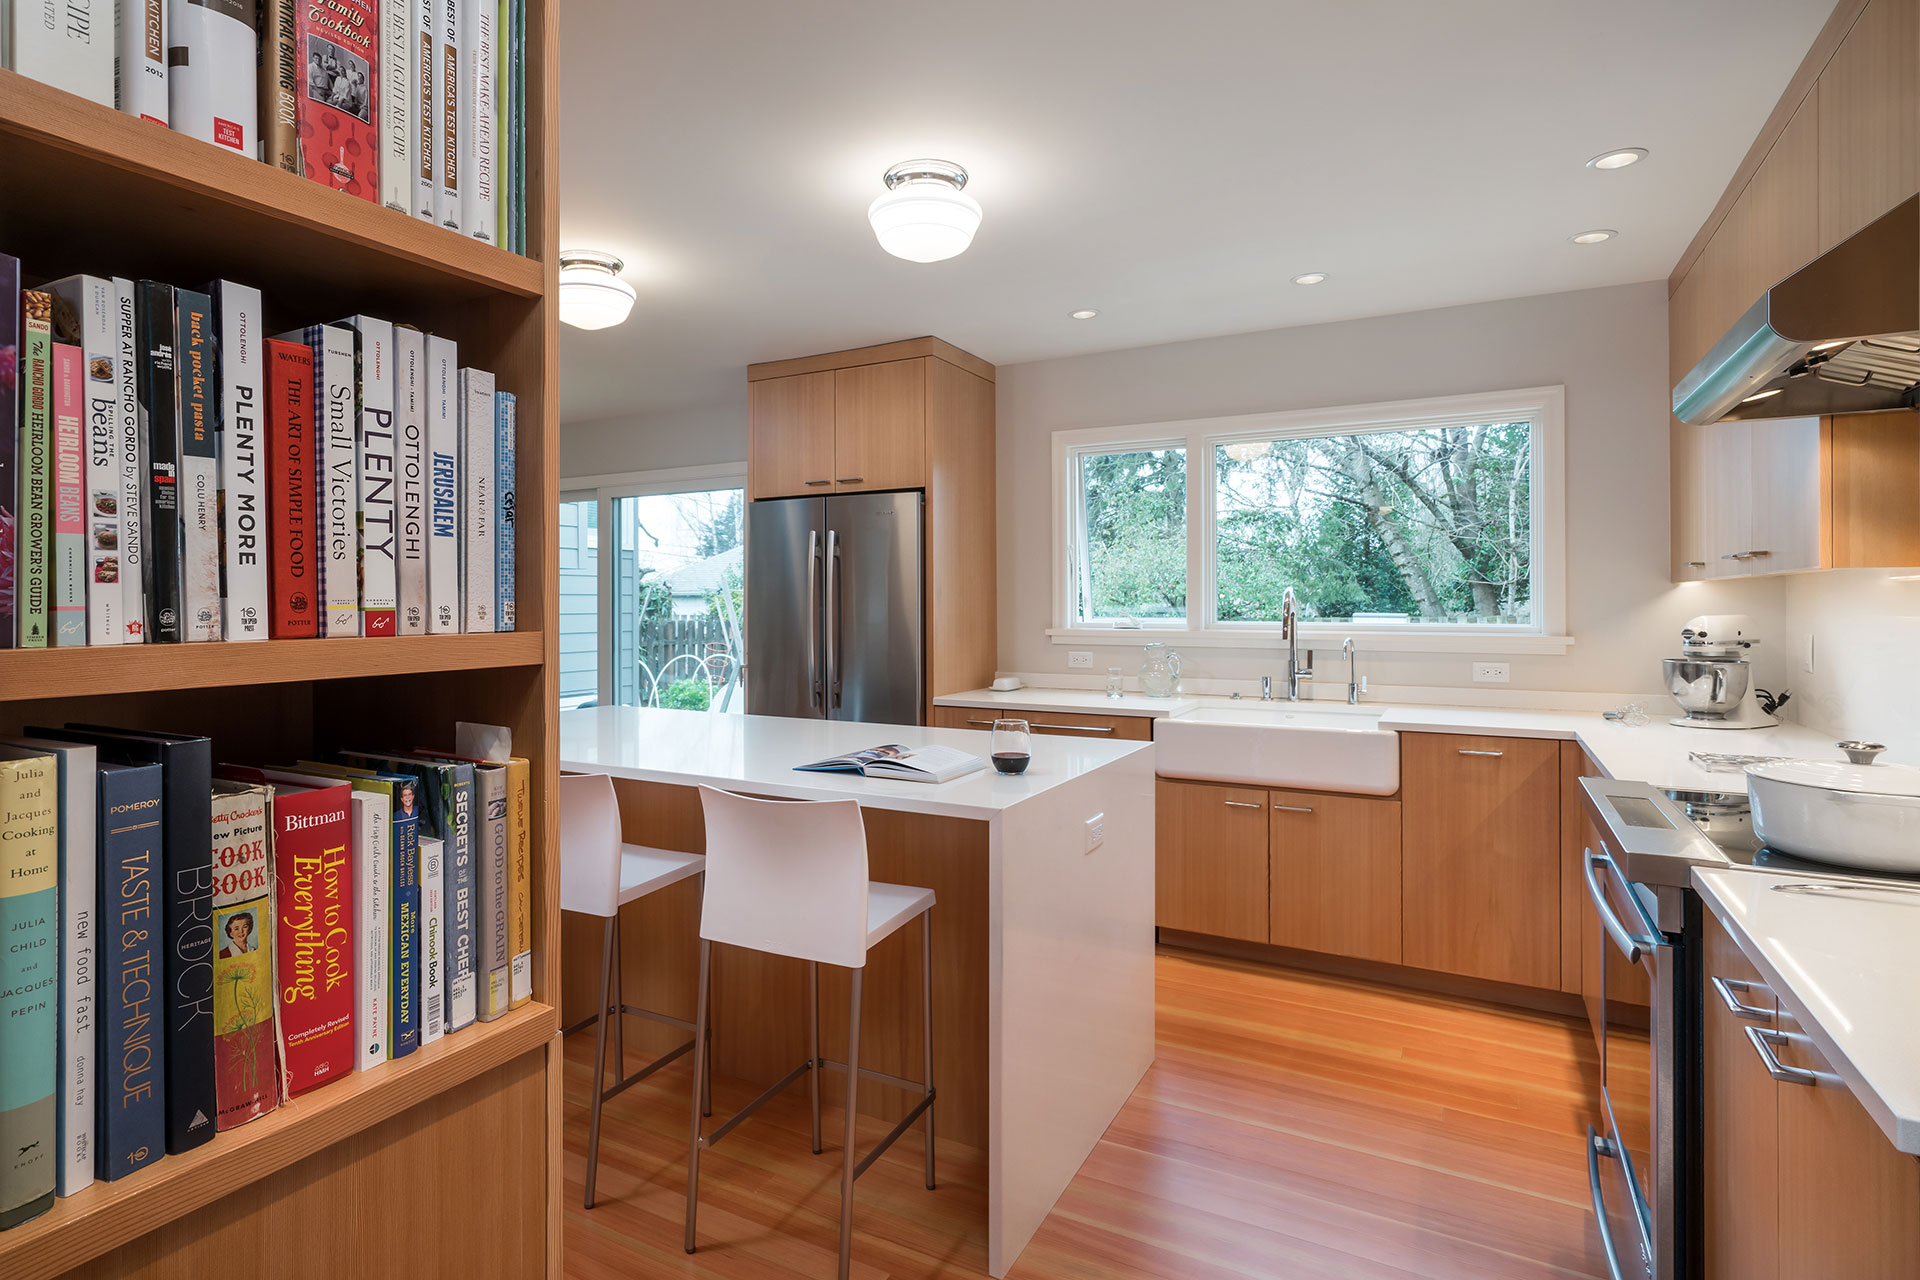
1067;651;1093;670
1085;813;1106;852
1472;662;1510;684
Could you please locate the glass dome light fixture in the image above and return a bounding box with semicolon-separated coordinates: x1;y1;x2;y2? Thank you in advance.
557;250;636;329
868;159;983;263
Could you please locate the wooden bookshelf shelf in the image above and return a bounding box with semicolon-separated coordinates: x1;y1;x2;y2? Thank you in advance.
0;69;543;311
0;631;547;703
0;1003;558;1280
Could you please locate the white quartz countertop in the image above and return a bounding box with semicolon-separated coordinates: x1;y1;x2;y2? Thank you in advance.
558;706;1150;820
933;687;1200;717
1694;866;1920;1155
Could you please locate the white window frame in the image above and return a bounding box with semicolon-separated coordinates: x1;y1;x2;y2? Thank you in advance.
1049;387;1570;655
560;462;749;705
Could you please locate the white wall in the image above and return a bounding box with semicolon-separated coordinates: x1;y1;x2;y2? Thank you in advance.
1780;570;1920;761
995;282;1787;701
560;392;748;481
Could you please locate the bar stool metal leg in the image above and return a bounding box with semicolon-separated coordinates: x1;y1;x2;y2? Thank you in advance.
611;912;626;1077
808;960;823;1154
922;910;936;1190
839;967;863;1280
683;938;713;1254
583;915;617;1210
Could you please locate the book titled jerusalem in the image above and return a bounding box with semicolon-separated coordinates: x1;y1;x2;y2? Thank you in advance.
113;279;147;643
114;0;169;125
259;0;300;172
458;367;495;632
0;753;58;1230
167;0;258;153
395;327;428;634
266;338;318;639
425;335;459;632
19;290;54;649
136;282;183;644
276;324;358;636
494;390;515;630
212;282;268;641
292;0;379;201
333;315;398;636
175;288;221;643
50;343;87;647
47;275;128;645
209;780;277;1131
0;253;19;649
93;760;165;1183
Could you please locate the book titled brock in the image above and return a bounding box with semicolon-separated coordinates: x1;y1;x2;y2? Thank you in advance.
795;744;987;783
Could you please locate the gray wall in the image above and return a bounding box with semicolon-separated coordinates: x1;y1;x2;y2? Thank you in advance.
561;394;748;479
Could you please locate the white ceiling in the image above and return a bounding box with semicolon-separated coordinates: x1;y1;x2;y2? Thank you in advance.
557;0;1833;426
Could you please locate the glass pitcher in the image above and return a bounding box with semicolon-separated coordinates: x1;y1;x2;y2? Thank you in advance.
1138;644;1183;698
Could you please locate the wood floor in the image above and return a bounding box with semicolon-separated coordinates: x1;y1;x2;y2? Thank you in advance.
562;947;1610;1279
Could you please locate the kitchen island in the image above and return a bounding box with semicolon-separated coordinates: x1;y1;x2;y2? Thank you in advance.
557;706;1157;1276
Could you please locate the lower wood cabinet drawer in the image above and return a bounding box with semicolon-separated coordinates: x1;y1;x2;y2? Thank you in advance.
1268;790;1401;964
1155;778;1269;942
931;705;1154;741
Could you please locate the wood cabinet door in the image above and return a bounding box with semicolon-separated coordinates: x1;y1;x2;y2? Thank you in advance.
1747;417;1824;573
1401;732;1561;988
1703;911;1780;1280
1817;0;1920;251
1268;791;1401;964
1671;421;1714;582
1774;1004;1920;1279
1705;419;1755;577
748;370;836;500
834;358;926;492
1154;778;1269;942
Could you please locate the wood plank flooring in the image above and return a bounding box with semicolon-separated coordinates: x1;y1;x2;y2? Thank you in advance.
562;946;1609;1279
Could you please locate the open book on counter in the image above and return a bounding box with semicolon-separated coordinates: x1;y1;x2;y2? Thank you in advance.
795;743;987;784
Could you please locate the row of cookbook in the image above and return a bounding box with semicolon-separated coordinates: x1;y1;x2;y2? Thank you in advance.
1;0;529;253
0;721;532;1231
0;254;517;647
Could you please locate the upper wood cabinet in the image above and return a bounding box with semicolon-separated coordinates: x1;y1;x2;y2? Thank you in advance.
1155;778;1270;943
748;370;836;499
1817;0;1920;251
833;359;926;492
1268;790;1401;965
1400;732;1561;989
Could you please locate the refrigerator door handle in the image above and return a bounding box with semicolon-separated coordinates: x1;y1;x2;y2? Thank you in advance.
825;528;841;709
807;530;821;708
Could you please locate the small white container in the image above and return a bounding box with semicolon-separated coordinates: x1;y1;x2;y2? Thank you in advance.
1747;759;1920;874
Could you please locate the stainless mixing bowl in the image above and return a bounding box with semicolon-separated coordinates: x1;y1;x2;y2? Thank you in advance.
1663;657;1751;719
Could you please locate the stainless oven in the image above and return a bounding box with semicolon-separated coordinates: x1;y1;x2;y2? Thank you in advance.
1579;780;1710;1280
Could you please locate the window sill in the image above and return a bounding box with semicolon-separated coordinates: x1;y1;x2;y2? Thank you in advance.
1045;627;1577;655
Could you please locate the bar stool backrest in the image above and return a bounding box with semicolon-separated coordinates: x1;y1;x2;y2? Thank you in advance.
559;772;623;918
697;785;872;969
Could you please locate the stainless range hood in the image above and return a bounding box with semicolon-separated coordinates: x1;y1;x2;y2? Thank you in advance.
1673;195;1920;425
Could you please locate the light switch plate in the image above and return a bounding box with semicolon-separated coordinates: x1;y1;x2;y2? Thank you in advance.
1085;813;1105;851
1067;651;1093;670
1472;662;1510;684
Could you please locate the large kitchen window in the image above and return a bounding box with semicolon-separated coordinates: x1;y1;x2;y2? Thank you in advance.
1054;387;1567;651
556;464;748;710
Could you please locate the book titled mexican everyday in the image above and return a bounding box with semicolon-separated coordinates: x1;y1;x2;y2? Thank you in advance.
796;744;986;784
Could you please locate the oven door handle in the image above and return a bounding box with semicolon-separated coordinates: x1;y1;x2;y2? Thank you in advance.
1585;1126;1630;1280
1584;848;1662;965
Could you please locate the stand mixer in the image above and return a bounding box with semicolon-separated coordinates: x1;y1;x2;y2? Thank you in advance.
1663;614;1778;729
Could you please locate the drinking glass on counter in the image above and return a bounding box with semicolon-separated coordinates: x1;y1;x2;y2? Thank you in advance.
991;719;1032;775
1106;667;1125;699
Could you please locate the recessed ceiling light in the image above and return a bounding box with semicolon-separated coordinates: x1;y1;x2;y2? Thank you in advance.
1570;229;1617;245
1070;308;1098;320
1291;272;1329;285
1741;388;1783;403
1587;147;1648;170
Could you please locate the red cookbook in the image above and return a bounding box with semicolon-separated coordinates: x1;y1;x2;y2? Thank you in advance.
267;338;317;639
294;0;379;201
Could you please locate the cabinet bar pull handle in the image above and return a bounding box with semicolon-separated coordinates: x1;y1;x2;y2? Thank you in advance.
1222;800;1263;810
965;719;995;727
1457;749;1505;757
804;479;833;486
1271;803;1314;814
1710;975;1773;1022
835;477;864;484
1686;560;1707;568
1745;1025;1820;1086
1031;723;1115;733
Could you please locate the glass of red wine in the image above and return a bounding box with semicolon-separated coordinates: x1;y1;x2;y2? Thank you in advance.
991;719;1032;775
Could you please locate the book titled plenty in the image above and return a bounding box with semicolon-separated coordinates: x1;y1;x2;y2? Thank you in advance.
796;744;987;784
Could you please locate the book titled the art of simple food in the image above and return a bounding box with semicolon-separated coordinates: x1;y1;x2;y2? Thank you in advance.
797;744;986;784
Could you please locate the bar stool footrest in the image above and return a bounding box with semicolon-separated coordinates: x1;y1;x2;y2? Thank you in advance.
851;1090;937;1182
701;1058;813;1150
815;1057;929;1096
601;1036;698;1106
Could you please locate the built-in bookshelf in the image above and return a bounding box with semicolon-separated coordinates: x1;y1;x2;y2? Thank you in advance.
0;2;562;1275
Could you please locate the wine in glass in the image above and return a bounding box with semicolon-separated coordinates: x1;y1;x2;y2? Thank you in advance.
991;719;1032;775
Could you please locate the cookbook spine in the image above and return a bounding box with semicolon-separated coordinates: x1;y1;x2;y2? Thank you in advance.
266;339;318;639
288;324;360;637
505;757;529;1007
51;343;87;647
175;288;221;643
212;282;268;641
209;783;276;1130
19;292;53;649
46;276;124;645
425;335;459;632
258;0;300;172
494;391;514;631
47;743;98;1197
458;368;495;632
380;0;411;212
435;0;459;229
265;784;354;1097
166;0;257;153
395;328;428;635
389;788;419;1058
14;0;113;105
0;254;17;648
351;790;389;1070
93;761;165;1182
114;0;169;124
458;0;497;243
113;279;147;643
417;834;444;1044
292;0;378;201
446;764;475;1029
411;0;436;220
136;282;182;644
341;317;397;636
0;755;58;1228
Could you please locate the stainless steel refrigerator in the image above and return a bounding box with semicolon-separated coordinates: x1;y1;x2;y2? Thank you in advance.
745;491;925;724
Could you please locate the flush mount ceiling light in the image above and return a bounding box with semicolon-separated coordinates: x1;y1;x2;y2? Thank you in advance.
557;250;636;329
1587;147;1648;170
1069;308;1098;319
1570;229;1617;245
1291;272;1329;285
868;159;982;263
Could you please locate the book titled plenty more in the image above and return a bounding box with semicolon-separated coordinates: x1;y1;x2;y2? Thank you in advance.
0;257;516;649
0;719;529;1231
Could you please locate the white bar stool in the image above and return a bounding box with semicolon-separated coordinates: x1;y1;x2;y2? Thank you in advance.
683;786;937;1280
559;772;709;1210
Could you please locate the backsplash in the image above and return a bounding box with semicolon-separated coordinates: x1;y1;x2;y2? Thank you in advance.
1781;569;1920;762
